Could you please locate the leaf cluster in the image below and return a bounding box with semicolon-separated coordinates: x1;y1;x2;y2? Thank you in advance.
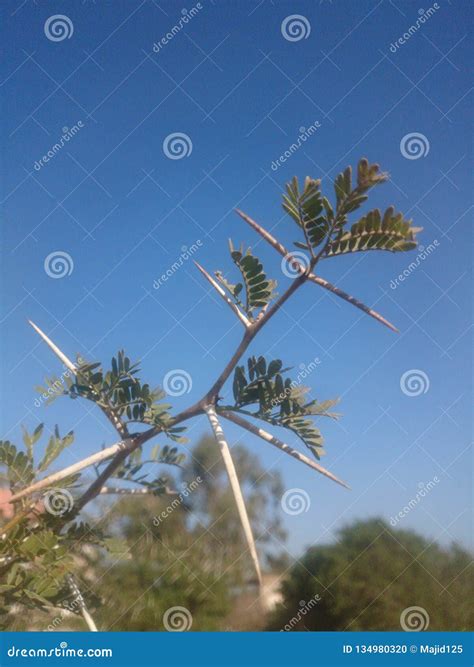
227;355;339;460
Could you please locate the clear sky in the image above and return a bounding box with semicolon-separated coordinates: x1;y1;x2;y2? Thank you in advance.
1;0;472;558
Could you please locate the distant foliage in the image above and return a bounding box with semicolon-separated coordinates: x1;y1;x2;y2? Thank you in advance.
267;519;473;631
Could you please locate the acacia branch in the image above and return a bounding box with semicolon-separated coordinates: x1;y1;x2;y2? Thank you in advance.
194;261;250;328
219;410;349;489
234;209;399;333
9;439;134;503
29;321;128;436
205;406;262;587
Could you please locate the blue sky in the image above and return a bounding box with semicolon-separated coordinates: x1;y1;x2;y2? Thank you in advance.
1;0;472;558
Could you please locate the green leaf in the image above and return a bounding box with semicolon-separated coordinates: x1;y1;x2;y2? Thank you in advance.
325;208;421;257
219;241;277;318
0;441;35;489
37;427;74;473
283;176;330;250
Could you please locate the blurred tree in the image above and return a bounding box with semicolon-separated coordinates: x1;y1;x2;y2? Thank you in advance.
267;518;473;631
89;435;286;631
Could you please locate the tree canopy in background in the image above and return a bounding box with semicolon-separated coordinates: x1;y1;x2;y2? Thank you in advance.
268;518;473;632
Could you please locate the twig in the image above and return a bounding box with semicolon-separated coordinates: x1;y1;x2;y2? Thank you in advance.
28;321;128;436
219;410;349;489
234;209;399;333
205;406;262;587
194;261;250;328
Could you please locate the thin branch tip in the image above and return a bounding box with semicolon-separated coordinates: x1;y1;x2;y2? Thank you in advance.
194;260;250;328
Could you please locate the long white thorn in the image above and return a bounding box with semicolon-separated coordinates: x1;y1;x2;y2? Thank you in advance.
29;320;77;372
66;575;98;632
205;406;262;588
28;320;126;436
9;439;133;502
194;261;251;328
220;410;350;490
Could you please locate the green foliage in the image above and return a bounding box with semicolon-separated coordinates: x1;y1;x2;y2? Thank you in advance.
85;436;286;631
71;352;185;440
226;355;338;460
35;351;188;443
0;420;184;626
282;158;421;262
326;207;420;256
215;241;277;319
0;441;34;491
283;176;330;251
37;426;74;473
100;443;185;494
267;519;473;631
